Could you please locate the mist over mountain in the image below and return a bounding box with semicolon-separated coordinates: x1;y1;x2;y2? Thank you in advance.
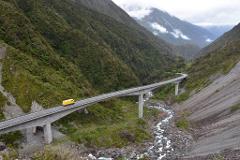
201;25;234;37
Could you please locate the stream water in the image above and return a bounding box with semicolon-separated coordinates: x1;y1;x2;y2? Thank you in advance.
140;103;174;159
88;102;175;160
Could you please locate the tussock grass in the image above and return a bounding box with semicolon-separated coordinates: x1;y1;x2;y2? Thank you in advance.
230;103;240;113
56;100;160;148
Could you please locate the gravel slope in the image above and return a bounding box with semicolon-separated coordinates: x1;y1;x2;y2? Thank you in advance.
177;62;240;157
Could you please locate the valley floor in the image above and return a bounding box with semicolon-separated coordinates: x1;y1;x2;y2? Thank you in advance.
2;62;240;160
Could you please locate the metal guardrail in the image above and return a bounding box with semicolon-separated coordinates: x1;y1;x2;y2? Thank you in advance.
0;73;187;131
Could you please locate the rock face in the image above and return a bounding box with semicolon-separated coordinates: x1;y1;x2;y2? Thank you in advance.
31;101;44;113
0;48;24;119
177;62;240;157
0;47;6;60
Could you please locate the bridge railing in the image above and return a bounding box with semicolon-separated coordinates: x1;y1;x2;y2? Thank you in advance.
0;73;187;144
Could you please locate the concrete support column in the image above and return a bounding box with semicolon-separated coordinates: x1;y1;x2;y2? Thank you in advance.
32;127;37;134
43;123;53;144
138;93;144;119
175;82;179;96
26;128;34;144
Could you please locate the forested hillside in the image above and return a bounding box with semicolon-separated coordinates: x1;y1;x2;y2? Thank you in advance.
0;0;183;112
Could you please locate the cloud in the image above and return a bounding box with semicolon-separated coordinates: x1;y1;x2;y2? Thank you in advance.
112;0;240;26
151;23;168;33
127;8;152;19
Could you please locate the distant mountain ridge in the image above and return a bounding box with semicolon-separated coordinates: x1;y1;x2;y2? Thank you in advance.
76;0;141;29
202;25;234;37
125;7;217;48
78;1;209;60
186;23;240;90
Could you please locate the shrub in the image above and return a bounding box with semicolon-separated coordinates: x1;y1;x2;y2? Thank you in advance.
176;92;190;103
176;117;189;130
0;131;23;148
230;103;240;113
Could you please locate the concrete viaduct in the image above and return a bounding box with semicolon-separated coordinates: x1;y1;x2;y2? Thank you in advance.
0;73;187;144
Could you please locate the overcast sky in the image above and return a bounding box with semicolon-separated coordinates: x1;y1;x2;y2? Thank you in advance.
112;0;240;26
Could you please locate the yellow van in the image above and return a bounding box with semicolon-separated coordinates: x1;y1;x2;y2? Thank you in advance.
62;99;75;106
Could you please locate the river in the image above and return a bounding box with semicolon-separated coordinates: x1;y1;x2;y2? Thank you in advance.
137;103;175;159
88;102;177;160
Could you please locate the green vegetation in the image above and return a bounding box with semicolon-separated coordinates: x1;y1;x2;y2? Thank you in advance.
153;81;190;103
2;44;93;112
185;24;240;93
176;117;189;130
230;103;240;113
0;131;23;148
0;92;7;120
56;100;160;148
152;71;187;102
0;92;7;109
0;0;181;150
175;92;190;103
0;0;183;112
32;146;75;160
138;156;151;160
212;155;225;160
0;148;18;160
153;84;175;101
176;110;191;130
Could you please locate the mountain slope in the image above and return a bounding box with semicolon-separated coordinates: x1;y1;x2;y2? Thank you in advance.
178;61;240;157
174;23;240;158
203;25;234;37
174;44;201;60
124;7;216;48
0;0;182;111
75;0;184;70
75;0;141;30
0;0;183;151
186;23;240;91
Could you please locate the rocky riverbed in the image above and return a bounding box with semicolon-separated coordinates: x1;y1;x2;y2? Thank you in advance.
0;101;193;160
81;101;193;160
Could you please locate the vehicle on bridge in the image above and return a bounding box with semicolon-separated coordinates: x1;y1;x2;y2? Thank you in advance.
62;99;75;106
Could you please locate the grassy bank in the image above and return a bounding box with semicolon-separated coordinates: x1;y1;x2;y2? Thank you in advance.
56;99;160;148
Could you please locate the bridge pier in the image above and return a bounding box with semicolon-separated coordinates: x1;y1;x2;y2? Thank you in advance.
175;82;179;96
32;127;37;134
138;93;144;118
0;74;187;144
43;123;52;144
26;128;34;144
